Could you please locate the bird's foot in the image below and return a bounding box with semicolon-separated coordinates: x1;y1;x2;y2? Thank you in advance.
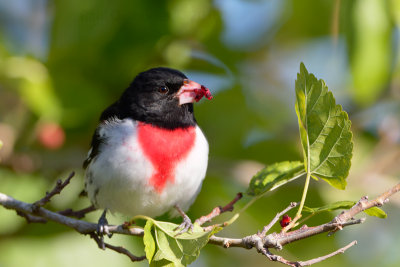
96;209;112;249
174;205;194;236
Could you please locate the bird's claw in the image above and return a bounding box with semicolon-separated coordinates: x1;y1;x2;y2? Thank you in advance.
97;222;112;238
96;210;112;249
174;214;194;236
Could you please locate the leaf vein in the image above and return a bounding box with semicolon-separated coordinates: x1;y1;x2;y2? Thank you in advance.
311;114;346;173
309;95;333;147
308;84;323;114
312;172;337;178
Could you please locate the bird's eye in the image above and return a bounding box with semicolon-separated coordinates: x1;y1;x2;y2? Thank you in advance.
158;86;169;94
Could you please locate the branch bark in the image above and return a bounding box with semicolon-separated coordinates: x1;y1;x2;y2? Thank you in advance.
0;192;144;236
195;192;243;226
1;181;399;266
34;172;75;207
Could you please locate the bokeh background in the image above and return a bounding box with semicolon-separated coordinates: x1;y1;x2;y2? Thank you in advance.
1;0;400;266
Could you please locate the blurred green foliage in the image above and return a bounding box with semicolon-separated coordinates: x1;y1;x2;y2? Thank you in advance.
1;0;400;266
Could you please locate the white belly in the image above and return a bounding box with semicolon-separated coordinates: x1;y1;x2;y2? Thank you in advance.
85;118;208;218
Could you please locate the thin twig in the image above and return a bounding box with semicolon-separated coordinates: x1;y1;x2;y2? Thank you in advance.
104;243;146;262
58;205;96;219
276;219;365;248
16;210;47;223
261;202;297;236
297;240;357;266
195;192;243;226
34;172;75;207
90;233;146;262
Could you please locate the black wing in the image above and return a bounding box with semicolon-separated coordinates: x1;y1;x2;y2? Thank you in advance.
83;129;104;169
83;101;122;169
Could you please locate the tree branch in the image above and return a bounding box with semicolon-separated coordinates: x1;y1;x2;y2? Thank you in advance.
296;240;357;266
58;205;96;219
89;232;146;262
207;182;400;265
261;202;297;236
1;181;399;266
250;240;357;267
195;192;243;226
0;192;144;237
33;172;75;207
332;182;400;226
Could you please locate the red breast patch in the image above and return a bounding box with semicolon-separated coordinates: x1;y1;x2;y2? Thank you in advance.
137;122;196;193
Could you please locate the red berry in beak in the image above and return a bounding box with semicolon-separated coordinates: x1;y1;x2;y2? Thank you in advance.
177;80;213;105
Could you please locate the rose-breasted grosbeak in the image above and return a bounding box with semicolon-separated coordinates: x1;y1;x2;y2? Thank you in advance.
83;67;212;233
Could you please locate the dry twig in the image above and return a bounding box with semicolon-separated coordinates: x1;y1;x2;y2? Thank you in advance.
90;232;146;262
34;172;75;207
58;205;96;218
261;202;297;236
195;192;243;226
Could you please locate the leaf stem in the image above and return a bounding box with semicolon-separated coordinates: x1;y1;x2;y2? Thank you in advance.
297;212;315;225
296;171;311;218
282;171;311;232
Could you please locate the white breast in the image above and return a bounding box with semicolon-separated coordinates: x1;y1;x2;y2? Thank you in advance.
85;118;208;218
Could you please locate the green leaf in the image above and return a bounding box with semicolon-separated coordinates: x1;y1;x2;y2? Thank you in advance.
150;258;175;267
247;161;305;196
364;207;387;218
144;220;156;263
145;219;215;267
303;201;355;214
154;228;184;267
295;63;353;190
303;201;387;219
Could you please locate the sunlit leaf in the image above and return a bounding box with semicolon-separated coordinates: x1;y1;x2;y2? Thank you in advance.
144;219;216;267
150;257;175;267
364;206;387;218
144;220;156;263
247;161;305;196
295;63;353;190
154;228;183;267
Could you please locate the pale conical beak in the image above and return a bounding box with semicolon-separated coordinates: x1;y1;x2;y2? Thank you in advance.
176;79;213;105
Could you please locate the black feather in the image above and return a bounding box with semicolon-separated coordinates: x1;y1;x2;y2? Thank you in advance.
83;128;106;169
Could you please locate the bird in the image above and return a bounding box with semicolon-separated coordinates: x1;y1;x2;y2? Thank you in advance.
83;67;213;236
